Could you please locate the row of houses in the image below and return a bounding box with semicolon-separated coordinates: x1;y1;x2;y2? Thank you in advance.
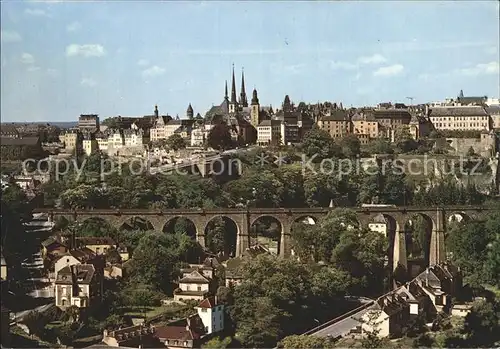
41;235;128;309
349;263;479;339
56;88;500;158
101;296;225;348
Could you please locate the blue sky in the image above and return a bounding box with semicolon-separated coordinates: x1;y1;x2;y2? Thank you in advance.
1;0;499;122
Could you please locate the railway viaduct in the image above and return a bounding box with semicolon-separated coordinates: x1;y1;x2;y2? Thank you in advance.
34;206;490;270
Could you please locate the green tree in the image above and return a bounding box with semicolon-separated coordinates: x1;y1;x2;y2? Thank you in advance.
291;208;359;262
395;126;418;153
366;138;394;155
207;123;233;151
22;311;49;338
332;227;387;296
202;336;233;349
280;334;334;348
303;171;340;207
166;134;187;151
205;217;229;254
339;134;361;158
461;299;500;347
447;220;493;285
65;305;80;323
301;128;342;162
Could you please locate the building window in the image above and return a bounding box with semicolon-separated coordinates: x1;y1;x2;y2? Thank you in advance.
201;308;207;312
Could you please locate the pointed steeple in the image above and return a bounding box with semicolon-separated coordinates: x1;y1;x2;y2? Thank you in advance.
230;64;237;104
154;105;159;118
459;89;464;98
224;80;229;100
251;88;259;105
239;68;248;107
187;103;194;119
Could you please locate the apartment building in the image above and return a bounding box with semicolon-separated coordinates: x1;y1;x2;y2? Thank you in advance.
257;119;282;146
55;264;102;309
428;106;492;132
317;110;352;139
82;132;98;156
352;111;380;139
123;129;149;147
150;118;193;142
191;124;214;147
486;106;500;130
60;130;81;153
78;114;100;132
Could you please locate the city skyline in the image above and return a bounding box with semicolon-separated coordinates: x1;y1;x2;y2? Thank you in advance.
1;0;499;122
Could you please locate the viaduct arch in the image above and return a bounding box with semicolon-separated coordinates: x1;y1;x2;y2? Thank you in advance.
38;206;490;268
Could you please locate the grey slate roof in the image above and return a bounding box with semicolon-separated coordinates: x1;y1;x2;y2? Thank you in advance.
429;106;488;117
0;136;40;146
56;264;95;285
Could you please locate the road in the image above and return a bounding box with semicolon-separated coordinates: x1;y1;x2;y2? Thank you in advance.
148;147;254;175
311;305;375;338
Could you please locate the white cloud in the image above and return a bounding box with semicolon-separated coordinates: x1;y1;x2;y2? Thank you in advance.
20;53;35;65
66;21;81;32
357;54;387;65
142;65;166;78
137;59;149;66
373;64;404;77
329;53;386;71
1;30;22;43
80;77;97;87
46;68;59;77
458;61;499;76
24;8;48;16
330;61;358;70
66;44;106;58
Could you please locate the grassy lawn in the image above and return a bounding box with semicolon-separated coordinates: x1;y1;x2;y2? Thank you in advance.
121;303;188;319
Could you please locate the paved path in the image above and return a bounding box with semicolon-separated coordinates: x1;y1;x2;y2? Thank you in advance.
312;305;375;338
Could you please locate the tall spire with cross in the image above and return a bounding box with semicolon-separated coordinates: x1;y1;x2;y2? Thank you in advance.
230;63;237;104
239;67;248;107
224;80;229;100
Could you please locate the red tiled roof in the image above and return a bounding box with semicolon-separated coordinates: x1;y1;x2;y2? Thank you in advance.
154;326;201;341
197;296;217;309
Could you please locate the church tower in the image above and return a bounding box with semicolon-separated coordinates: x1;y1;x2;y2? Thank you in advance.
186;103;194;119
229;64;238;113
239;68;248;108
250;88;260;127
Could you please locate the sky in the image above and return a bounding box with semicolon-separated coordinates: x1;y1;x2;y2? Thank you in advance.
1;0;499;123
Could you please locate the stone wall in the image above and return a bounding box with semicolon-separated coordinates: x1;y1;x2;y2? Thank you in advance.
446;135;497;158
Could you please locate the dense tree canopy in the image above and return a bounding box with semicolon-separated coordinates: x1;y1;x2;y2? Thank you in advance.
447;207;500;287
166;134;187;151
207;123;233;150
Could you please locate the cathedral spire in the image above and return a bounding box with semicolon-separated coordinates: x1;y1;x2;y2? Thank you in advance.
224;80;228;100
251;88;259;105
230;64;237;104
239;67;248;107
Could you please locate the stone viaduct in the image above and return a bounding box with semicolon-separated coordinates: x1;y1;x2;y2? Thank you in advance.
35;206;491;271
